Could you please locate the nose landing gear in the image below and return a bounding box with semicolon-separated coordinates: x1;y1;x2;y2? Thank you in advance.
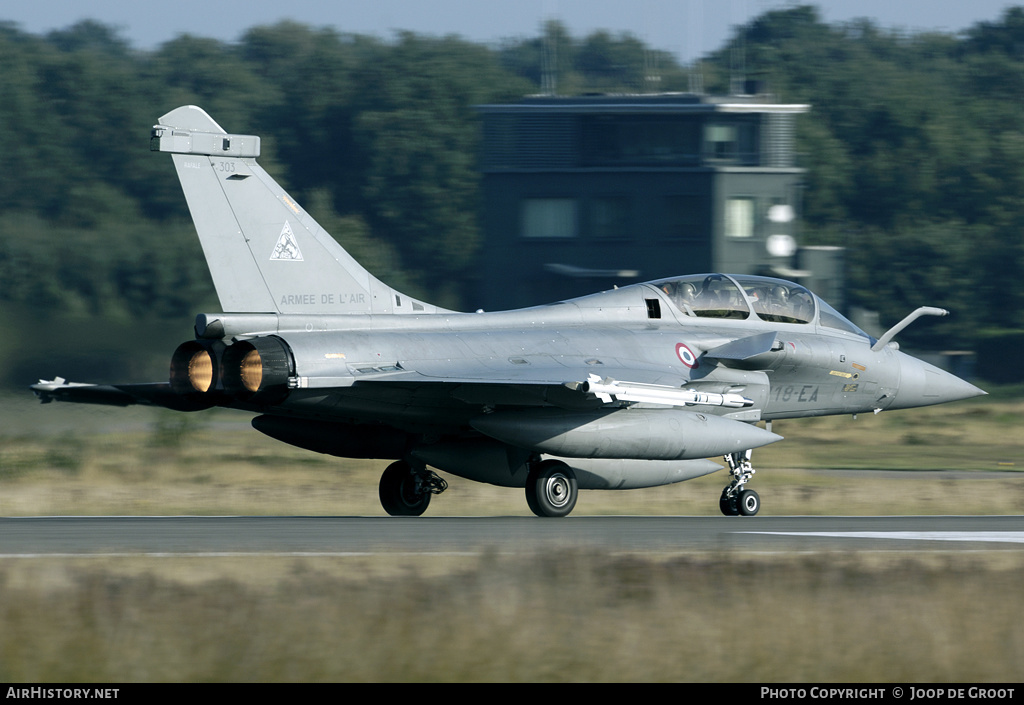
720;450;760;516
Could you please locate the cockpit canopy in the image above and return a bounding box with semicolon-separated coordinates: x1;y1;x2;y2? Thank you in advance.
650;273;872;340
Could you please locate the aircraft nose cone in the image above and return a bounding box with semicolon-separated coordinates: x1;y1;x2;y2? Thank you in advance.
889;352;986;410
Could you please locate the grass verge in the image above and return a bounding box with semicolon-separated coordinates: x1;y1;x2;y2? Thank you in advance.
1;551;1022;682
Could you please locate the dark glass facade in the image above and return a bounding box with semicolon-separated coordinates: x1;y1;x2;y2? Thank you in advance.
474;95;808;311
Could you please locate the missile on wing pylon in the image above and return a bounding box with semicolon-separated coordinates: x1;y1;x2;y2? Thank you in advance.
581;374;753;408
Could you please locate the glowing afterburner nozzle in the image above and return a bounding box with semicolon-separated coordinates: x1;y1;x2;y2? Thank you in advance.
221;336;293;403
170;341;217;395
239;349;263;393
188;349;214;392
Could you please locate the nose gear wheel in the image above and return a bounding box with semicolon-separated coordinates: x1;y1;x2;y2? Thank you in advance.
720;450;759;516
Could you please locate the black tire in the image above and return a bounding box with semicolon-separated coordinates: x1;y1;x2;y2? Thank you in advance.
379;460;431;517
719;488;739;516
738;489;760;516
525;460;578;517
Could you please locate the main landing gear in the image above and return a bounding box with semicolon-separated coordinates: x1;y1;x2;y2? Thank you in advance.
720;449;760;516
525;459;578;518
378;457;581;518
379;459;448;516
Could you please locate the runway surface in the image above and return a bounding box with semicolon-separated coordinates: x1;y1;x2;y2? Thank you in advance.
1;515;1023;555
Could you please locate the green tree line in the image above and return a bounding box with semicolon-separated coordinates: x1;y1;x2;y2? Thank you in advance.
700;5;1024;352
2;8;1024;358
0;18;686;317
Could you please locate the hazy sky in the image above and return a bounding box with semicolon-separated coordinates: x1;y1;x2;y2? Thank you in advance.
4;1;1020;61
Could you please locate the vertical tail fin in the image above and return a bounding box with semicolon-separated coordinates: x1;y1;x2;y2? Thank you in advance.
151;105;444;315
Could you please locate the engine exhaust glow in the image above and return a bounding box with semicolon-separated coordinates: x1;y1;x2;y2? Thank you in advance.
221;336;294;403
188;349;214;392
170;340;218;396
240;349;263;393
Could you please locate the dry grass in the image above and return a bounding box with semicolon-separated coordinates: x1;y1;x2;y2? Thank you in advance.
756;400;1024;472
1;393;1023;681
1;551;1022;682
0;392;1021;517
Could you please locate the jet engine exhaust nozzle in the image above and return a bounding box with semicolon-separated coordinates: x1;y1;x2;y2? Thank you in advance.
221;336;293;403
170;340;217;395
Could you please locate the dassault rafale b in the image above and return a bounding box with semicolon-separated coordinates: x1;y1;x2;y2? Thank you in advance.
32;106;985;517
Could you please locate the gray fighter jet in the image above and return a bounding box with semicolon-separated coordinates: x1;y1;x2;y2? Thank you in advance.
32;106;986;517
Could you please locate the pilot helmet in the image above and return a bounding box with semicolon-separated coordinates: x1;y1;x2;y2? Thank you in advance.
677;282;696;301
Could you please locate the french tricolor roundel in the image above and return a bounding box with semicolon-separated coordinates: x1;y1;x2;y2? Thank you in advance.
676;343;699;369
